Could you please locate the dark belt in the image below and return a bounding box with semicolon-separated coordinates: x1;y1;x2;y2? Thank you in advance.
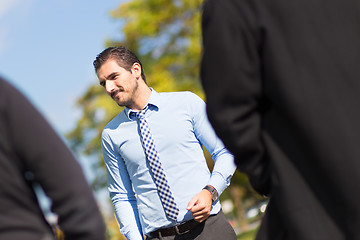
149;219;200;238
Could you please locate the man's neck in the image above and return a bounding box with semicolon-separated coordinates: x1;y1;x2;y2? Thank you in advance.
130;85;152;110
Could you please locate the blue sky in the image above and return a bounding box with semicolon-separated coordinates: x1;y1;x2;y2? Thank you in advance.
0;0;124;134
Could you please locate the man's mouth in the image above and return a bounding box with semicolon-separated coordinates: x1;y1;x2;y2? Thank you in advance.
110;90;120;99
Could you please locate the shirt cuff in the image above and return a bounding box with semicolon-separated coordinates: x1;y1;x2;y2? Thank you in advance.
207;171;231;196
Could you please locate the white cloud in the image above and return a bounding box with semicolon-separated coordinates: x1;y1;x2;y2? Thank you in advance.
0;0;21;54
0;0;21;17
0;0;33;55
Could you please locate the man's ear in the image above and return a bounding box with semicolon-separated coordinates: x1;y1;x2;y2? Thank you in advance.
131;63;142;79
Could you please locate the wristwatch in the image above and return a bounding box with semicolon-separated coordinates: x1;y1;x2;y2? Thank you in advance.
203;185;218;202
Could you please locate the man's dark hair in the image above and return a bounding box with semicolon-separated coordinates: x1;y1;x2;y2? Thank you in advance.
93;46;146;83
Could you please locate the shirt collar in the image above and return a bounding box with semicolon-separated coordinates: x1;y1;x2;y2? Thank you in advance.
125;88;160;120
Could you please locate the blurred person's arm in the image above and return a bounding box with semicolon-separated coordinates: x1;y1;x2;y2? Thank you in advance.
201;0;270;195
4;78;106;239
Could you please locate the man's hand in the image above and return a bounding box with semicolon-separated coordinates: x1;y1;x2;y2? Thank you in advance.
186;189;213;222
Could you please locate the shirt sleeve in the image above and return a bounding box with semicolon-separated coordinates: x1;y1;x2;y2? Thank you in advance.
188;92;237;196
3;79;106;239
101;132;144;240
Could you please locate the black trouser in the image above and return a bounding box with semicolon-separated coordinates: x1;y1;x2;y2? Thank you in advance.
146;210;237;240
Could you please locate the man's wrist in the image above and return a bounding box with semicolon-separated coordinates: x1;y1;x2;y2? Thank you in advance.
203;185;218;202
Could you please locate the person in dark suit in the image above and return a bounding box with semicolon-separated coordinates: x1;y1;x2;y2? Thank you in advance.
200;0;360;239
0;77;106;240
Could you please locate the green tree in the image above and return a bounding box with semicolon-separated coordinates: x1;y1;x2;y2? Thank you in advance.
67;0;264;236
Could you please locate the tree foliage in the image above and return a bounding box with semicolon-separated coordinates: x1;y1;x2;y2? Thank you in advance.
108;0;204;95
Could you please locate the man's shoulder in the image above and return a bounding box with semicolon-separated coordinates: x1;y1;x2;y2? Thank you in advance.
159;91;201;103
156;91;205;113
102;110;128;132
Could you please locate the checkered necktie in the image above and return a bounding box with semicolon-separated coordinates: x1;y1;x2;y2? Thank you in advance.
136;106;179;221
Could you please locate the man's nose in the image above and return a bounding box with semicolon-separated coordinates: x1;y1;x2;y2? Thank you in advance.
105;80;115;94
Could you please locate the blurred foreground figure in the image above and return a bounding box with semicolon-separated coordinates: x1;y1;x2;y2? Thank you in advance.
0;77;106;240
201;0;360;239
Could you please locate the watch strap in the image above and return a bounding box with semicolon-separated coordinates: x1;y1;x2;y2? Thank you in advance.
203;185;218;202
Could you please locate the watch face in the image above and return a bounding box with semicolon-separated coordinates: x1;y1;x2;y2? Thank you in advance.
212;190;218;201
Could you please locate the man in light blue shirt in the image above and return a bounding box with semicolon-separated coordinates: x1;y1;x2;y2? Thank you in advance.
94;46;237;240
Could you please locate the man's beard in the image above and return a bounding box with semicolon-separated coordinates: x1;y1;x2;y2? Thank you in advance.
112;81;139;108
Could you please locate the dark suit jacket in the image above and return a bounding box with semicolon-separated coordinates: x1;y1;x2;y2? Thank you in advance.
0;77;106;240
201;0;360;239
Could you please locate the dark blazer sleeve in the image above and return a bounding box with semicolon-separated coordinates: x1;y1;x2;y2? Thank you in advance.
3;79;106;240
201;0;270;195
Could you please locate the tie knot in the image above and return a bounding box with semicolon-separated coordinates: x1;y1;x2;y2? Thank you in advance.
136;105;148;120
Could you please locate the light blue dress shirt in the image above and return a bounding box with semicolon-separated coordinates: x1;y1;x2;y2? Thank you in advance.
101;89;236;240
